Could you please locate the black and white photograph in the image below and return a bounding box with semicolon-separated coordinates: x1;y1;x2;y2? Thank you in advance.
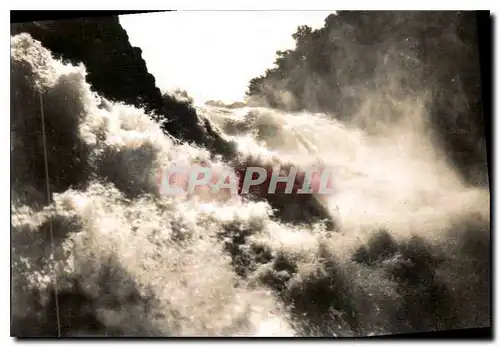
10;10;491;338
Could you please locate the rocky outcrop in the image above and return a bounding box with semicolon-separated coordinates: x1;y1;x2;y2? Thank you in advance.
11;16;236;159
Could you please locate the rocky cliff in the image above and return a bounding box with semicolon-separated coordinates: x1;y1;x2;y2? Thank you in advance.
11;16;236;159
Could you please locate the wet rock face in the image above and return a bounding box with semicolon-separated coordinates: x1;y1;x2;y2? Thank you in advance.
11;17;236;159
12;18;162;113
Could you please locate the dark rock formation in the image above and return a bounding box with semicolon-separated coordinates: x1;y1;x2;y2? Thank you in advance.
11;16;236;160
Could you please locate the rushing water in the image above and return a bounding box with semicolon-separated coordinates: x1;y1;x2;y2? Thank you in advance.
11;33;490;337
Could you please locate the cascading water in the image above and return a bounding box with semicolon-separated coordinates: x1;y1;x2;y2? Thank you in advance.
11;33;490;337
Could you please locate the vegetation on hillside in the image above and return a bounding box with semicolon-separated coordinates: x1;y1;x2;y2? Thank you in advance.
246;11;487;185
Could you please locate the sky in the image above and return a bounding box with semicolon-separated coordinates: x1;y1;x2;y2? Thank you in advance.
119;11;334;104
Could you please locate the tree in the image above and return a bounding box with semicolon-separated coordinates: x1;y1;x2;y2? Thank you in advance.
245;11;487;186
